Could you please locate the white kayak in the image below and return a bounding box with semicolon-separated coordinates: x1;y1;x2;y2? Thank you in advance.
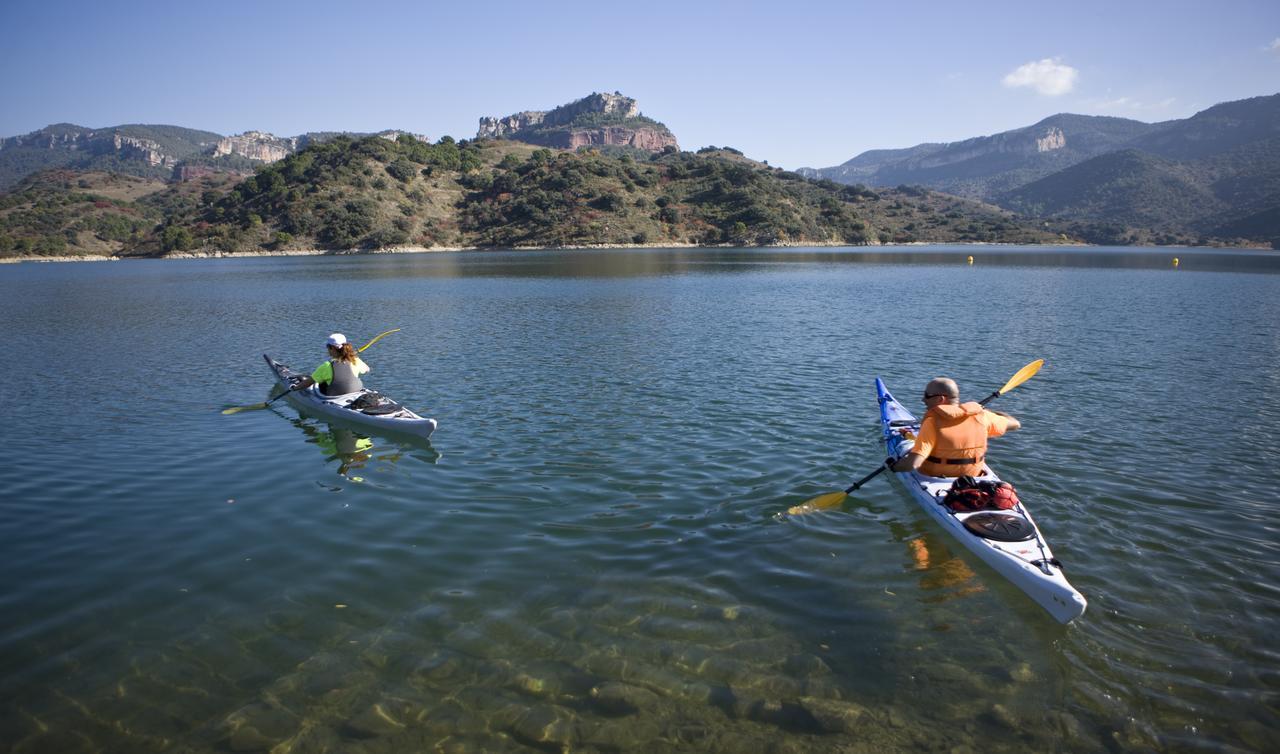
264;354;437;439
877;377;1086;623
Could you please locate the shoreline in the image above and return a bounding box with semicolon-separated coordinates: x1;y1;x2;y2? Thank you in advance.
5;238;1273;264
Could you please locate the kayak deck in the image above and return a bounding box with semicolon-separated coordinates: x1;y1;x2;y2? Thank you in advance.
263;354;437;439
877;378;1086;623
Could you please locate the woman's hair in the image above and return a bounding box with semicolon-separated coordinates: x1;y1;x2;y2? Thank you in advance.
330;342;359;364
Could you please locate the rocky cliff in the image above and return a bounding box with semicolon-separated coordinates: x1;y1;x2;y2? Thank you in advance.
477;92;678;153
0;124;225;189
213;131;297;163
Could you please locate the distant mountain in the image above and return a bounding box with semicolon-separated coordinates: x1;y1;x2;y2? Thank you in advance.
0;124;430;190
1128;94;1280;160
800;114;1164;199
1000;149;1221;230
802;93;1280;245
477;92;679;153
0;124;224;189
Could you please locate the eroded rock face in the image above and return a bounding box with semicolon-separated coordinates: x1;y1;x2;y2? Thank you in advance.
477;92;678;152
478;111;548;139
0;129;90;151
479;92;640;138
1036;127;1066;152
510;125;678;151
213;131;297;163
112;133;172;166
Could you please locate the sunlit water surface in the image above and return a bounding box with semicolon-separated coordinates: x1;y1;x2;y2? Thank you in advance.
2;246;1278;752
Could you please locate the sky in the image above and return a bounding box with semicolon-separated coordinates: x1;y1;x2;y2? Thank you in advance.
2;0;1278;170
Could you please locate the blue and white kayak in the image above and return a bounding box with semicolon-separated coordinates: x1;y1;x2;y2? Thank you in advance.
877;377;1086;623
264;355;437;439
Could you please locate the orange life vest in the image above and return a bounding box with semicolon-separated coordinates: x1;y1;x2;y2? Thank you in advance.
918;401;988;477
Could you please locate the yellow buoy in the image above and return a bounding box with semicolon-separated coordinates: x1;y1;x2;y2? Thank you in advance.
967;255;974;265
1173;257;1180;267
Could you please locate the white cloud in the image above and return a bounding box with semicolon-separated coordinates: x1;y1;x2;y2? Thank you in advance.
1270;37;1280;54
1002;58;1079;96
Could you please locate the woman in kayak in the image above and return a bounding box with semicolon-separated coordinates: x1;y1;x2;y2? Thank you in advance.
293;333;370;396
888;377;1019;476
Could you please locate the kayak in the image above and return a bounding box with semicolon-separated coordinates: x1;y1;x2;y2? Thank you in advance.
877;378;1086;623
263;355;437;439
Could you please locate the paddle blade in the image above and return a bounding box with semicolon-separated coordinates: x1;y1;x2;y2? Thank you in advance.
996;359;1044;397
221;403;267;415
787;490;848;516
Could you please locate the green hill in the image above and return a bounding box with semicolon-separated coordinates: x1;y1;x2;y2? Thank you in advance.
2;136;1069;258
164;136;1063;255
1000;150;1219;230
0;170;236;257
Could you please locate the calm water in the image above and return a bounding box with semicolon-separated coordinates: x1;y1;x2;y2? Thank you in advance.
2;246;1278;753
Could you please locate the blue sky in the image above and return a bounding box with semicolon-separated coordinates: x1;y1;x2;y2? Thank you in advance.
3;0;1277;169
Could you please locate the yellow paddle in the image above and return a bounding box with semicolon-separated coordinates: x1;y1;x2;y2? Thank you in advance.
221;329;401;415
786;359;1044;515
357;328;400;352
978;358;1043;407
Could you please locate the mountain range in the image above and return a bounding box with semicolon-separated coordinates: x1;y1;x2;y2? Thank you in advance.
800;94;1280;244
2;91;1277;258
0;124;427;190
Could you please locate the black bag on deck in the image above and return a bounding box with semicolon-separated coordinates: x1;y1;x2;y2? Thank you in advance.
348;392;401;415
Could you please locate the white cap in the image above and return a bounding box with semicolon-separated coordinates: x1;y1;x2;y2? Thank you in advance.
326;333;347;347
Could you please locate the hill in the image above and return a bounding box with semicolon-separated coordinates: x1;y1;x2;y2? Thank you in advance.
801;93;1280;246
1;136;1068;259
0;170;238;257
0;123;429;191
1000;150;1219;230
0;124;227;189
800;113;1162;198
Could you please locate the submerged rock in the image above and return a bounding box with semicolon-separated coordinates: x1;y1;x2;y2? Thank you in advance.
1009;662;1035;683
412;650;466;683
509;704;578;750
798;696;867;734
579;717;662;750
783;652;834;677
590;681;660;715
345;702;408;738
990;703;1020;730
224;702;299;751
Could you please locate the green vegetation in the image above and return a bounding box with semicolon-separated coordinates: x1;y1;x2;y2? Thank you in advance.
1;136;1076;258
0;170;238;258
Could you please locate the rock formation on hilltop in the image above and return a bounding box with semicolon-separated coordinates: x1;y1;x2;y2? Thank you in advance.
477;92;678;152
213;131;298;163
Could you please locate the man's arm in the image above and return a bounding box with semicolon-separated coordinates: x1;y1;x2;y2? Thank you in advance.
889;453;924;472
988;410;1021;432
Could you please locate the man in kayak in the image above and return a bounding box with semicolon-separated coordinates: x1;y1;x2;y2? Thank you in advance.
888;377;1020;477
292;333;371;396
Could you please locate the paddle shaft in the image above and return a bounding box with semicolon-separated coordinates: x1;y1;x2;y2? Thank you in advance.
844;464;888;493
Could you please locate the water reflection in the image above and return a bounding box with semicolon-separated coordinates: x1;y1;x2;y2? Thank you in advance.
198;246;1280;284
279;412;440;480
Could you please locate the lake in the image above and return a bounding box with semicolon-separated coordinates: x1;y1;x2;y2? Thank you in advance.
2;246;1278;752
